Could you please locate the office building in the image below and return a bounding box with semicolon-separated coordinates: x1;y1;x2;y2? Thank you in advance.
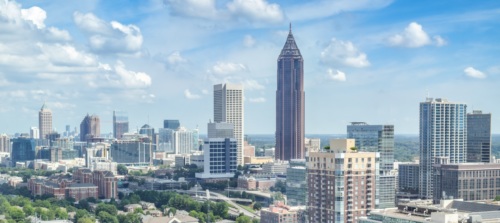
110;135;154;164
0;134;10;153
173;127;198;155
308;139;379;223
80;114;100;142
163;120;180;130
419;98;467;199
11;137;36;166
433;162;500;203
214;83;244;165
348;122;395;208
139;124;155;139
113;111;129;139
467;110;491;163
39;103;52;139
262;160;289;175
398;163;420;194
30;127;40;139
158;128;175;153
261;202;306;223
195;138;237;179
286;159;307;206
275;25;305;161
207;121;234;139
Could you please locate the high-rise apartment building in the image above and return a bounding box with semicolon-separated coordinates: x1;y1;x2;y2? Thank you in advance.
276;25;305;161
39;103;52;139
419;98;467;199
467;110;491;163
214;83;244;165
80;114;101;142
173;127;198;155
163;120;180;130
398;163;420;194
30;127;39;139
347;122;395;208
308;139;379;223
113;111;129;139
0;134;11;153
286;159;307;206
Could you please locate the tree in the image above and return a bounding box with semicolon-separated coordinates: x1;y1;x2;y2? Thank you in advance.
495;195;500;201
98;211;119;223
253;202;262;210
95;203;118;216
77;218;95;223
117;164;128;175
236;215;252;223
7;207;25;222
75;209;91;223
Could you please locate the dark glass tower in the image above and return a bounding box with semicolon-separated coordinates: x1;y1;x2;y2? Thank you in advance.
275;24;305;161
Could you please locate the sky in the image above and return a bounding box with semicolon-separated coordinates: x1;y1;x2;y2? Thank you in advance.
0;0;499;135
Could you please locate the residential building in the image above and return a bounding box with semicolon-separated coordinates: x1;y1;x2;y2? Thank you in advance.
39;103;53;139
419;98;467;199
286;159;307;206
348;122;396;208
275;25;305;161
113;110;129;139
467;110;492;163
173;127;198;154
66;184;99;201
195;138;237;179
237;175;276;191
398;163;420;194
214;83;244;165
304;138;320;153
30;127;40;139
432;162;500;203
80;114;100;142
261;202;306;223
243;141;255;157
163;120;180;130
262;160;289;175
93;170;118;199
308;139;379;223
0;134;10;153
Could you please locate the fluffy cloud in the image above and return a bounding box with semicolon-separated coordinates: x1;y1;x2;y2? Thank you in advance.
20;6;46;29
242;79;265;90
114;61;152;88
249;97;266;103
464;67;486;79
37;43;97;67
326;69;346;82
388;22;445;48
73;12;143;54
184;89;201;99
164;0;218;19
227;0;284;23
243;35;256;47
321;38;370;68
167;51;187;65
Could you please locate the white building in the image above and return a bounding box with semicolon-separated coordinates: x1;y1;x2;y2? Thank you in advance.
173;127;198;155
214;83;244;165
0;134;10;153
30;127;40;139
195;138;237;179
262;160;289;175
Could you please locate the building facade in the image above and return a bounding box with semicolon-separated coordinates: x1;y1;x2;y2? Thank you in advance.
39;103;52;139
195;138;237;179
163;120;180;129
173;127;198;154
275;25;305;161
80;114;100;142
286;159;307;206
419;98;467;199
207;121;234;139
30;127;40;139
0;134;10;153
214;83;244;165
261;202;305;223
304;138;320;153
110;136;154;164
467;110;491;163
398;163;420;194
113;110;129;139
11;137;36;165
308;139;379;223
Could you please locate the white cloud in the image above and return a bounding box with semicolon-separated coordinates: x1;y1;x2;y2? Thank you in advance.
464;67;486;79
388;22;445;48
184;89;201;99
167;51;187;65
38;43;97;67
242;79;265;90
286;0;392;21
73;12;143;54
114;61;152;88
21;6;46;29
164;0;218;19
209;62;247;76
326;69;346;82
227;0;284;23
243;35;256;47
321;38;370;68
249;97;266;103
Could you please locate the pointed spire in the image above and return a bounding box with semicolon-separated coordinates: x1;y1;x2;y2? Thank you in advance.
289;22;292;33
279;23;302;58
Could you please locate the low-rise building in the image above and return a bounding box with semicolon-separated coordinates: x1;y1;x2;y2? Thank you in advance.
243;156;273;165
262;160;289;175
260;202;306;223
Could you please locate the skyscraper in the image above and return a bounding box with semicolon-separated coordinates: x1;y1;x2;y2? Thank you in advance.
419;98;467;199
275;24;305;161
214;83;244;165
0;134;11;153
80;114;101;142
163;120;180;130
113;111;129;139
39;103;52;139
30;127;39;139
467;110;491;163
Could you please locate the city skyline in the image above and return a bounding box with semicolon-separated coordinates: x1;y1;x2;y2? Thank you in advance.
1;0;499;135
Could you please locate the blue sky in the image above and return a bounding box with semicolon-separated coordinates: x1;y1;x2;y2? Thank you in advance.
0;0;499;135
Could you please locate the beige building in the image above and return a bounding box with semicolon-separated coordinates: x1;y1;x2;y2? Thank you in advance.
243;156;273;165
39;103;52;139
243;141;255;157
261;202;305;223
0;134;10;153
308;139;379;223
304;138;320;153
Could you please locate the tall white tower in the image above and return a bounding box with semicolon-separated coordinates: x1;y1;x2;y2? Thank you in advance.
214;83;244;165
38;103;52;139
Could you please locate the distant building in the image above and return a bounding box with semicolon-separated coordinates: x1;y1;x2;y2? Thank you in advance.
286;159;307;206
110;135;154;164
30;127;40;139
243;141;255;158
398;162;420;194
195;138;237;179
39;103;53;139
11;137;36;166
173;127;198;155
207;121;234;139
113;111;129;139
73;168;117;199
467;110;491;163
80;114;100;142
304;138;320;153
163;120;180;130
237;175;276;191
420;98;467;199
261;202;306;223
0;134;10;153
139;124;155;139
262;160;289;175
158;128;175;153
214;83;244;165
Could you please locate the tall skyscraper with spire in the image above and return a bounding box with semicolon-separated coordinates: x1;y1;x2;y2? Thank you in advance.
38;103;52;139
276;24;305;161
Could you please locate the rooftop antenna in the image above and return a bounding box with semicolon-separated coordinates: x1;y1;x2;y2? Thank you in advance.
289;22;292;33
